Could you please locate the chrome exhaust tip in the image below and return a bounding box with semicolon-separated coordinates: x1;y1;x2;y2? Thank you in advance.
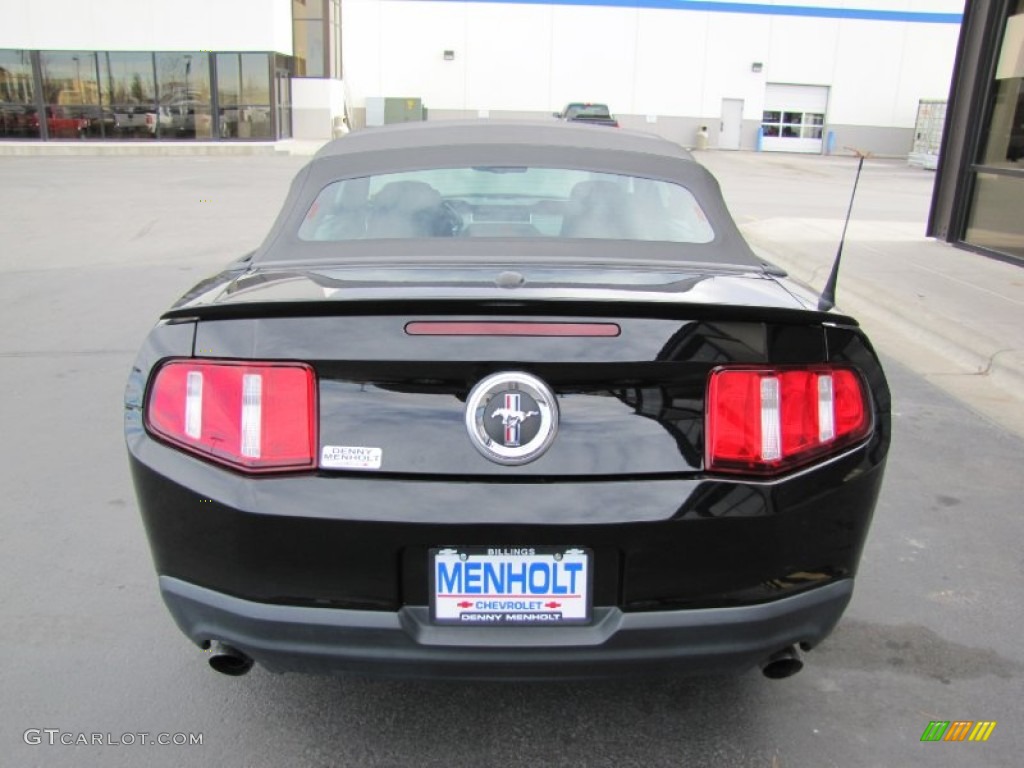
206;641;254;677
760;645;804;680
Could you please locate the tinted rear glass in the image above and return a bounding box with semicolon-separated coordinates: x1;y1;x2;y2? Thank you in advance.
566;104;611;118
297;167;715;243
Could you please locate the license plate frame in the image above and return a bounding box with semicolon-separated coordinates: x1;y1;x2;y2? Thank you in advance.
429;546;593;626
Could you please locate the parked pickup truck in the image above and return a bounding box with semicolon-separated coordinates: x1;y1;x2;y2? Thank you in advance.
112;105;175;136
553;102;619;127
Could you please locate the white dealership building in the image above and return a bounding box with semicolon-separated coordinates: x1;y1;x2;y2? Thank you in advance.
342;0;963;154
0;0;963;154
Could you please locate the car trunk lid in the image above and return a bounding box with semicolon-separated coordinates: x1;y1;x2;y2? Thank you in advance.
181;266;840;478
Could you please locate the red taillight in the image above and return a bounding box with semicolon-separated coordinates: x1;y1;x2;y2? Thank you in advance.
146;360;317;473
706;366;870;475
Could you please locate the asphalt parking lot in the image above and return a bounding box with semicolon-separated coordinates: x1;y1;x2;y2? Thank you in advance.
1;153;1022;767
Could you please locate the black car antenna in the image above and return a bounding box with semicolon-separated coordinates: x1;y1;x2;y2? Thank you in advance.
818;148;871;312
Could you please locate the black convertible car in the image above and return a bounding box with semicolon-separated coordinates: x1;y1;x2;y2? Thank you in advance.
125;120;890;680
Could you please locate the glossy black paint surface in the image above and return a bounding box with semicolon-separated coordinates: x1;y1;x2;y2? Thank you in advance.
130;449;883;613
126;306;889;613
182;309;834;478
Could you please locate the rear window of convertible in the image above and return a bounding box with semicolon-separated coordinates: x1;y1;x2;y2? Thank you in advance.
297;167;715;243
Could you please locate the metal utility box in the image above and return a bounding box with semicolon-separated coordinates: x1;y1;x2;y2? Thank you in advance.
909;100;946;170
384;97;424;124
364;97;425;127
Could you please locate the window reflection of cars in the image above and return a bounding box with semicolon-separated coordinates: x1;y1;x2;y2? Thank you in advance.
0;103;31;136
81;106;116;136
113;105;155;136
25;106;89;138
168;99;212;136
146;106;174;135
220;106;271;138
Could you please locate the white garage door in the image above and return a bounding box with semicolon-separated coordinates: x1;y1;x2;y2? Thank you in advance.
761;84;829;154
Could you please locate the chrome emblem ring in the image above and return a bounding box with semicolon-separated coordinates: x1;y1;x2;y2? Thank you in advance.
465;372;559;465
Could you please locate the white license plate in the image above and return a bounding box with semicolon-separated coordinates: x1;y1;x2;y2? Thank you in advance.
430;546;592;625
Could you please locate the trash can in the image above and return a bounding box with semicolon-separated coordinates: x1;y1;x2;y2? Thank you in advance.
332;116;350;139
695;125;709;151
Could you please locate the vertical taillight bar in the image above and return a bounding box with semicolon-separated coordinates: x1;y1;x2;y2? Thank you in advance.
817;375;835;443
240;374;263;459
184;371;203;439
707;366;870;475
759;377;782;461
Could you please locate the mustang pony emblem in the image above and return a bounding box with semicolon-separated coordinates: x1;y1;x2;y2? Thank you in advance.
490;393;538;447
465;372;559;465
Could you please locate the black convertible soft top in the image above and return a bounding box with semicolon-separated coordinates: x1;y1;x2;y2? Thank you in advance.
253;120;761;270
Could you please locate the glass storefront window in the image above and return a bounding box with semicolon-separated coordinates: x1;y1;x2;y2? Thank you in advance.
294;19;325;77
979;2;1024;168
293;0;322;20
156;52;212;139
0;50;34;103
241;54;270;105
217;54;240;108
217;53;271;139
241;54;272;138
99;52;157;139
979;76;1024;165
0;50;37;138
293;0;338;79
216;52;240;138
761;111;824;141
331;0;342;78
2;48;282;142
40;51;102;139
964;173;1024;259
964;1;1024;260
979;8;1024;167
275;54;294;140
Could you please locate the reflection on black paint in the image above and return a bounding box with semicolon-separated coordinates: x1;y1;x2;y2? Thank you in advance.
683;483;769;519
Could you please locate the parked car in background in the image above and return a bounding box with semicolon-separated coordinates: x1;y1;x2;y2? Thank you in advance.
146;106;175;136
554;102;620;127
168;99;212;137
82;106;116;137
113;105;160;136
126;120;890;682
25;106;90;138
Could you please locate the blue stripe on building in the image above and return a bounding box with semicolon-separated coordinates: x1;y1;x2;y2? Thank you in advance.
416;0;962;24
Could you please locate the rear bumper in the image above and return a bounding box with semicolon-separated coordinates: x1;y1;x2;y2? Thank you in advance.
161;575;853;680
